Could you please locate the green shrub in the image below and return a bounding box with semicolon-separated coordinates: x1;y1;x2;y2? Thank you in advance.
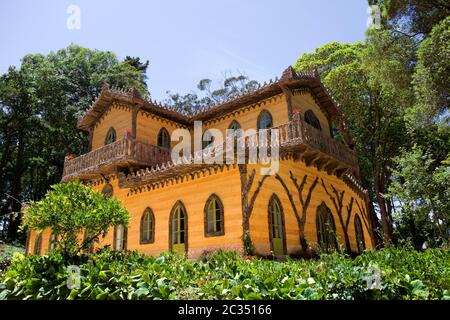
21;181;130;256
0;243;25;273
0;247;448;300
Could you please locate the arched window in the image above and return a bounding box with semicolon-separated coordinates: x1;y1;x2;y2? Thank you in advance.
257;110;273;130
140;208;155;244
102;184;113;198
113;225;127;251
83;229;94;254
354;214;366;253
204;194;224;237
105;127;117;145
157;127;170;149
169;201;187;254
228;120;241;131
202;130;215;149
268;194;286;255
34;233;42;255
316;203;338;252
227;120;242;140
304;110;322;131
48;231;57;251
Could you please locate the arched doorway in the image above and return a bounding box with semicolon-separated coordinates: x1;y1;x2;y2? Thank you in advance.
268;194;286;255
169;201;188;255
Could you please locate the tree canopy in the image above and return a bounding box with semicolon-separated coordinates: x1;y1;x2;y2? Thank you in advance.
0;44;148;241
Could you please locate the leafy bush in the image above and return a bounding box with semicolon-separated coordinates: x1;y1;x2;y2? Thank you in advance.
22;181;130;256
0;247;448;300
0;243;25;273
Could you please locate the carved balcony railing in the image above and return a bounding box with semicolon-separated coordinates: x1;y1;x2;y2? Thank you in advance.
120;117;359;188
62;133;171;182
274;116;358;170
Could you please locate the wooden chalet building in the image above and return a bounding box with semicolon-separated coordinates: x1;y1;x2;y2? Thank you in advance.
26;66;374;258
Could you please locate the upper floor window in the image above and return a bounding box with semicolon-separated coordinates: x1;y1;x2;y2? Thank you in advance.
140;207;155;244
354;214;366;253
304;110;322;131
113;225;127;251
228;120;241;131
203;130;215;149
204;194;224;237
228;120;242;139
102;184;113;198
157;127;170;149
105;127;117;145
257;110;273;130
34;233;42;255
316;203;338;252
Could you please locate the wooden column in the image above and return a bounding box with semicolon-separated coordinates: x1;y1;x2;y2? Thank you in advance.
131;105;140;139
280;85;293;120
88;127;94;152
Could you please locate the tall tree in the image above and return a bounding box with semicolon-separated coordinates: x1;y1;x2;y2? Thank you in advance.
294;30;416;246
371;0;450;37
0;44;149;241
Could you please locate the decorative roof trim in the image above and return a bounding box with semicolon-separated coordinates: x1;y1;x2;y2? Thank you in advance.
77;66;342;130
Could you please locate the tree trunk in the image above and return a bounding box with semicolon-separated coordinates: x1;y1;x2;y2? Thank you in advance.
374;170;393;246
367;201;383;248
7;129;25;241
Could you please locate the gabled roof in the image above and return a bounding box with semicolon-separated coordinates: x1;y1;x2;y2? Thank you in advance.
77;66;342;130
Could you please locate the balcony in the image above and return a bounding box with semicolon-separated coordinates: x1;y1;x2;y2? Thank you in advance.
119;117;359;188
275;115;358;175
62;133;171;182
63;117;358;184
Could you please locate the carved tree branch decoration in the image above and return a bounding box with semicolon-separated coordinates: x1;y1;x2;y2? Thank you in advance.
321;179;351;253
346;197;354;233
290;171;318;251
275;171;318;253
355;199;371;237
239;164;269;254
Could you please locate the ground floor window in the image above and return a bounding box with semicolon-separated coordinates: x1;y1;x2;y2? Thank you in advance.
34;233;42;255
113;225;127;251
316;203;338;252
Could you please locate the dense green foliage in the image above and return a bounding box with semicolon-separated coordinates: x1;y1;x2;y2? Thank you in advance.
294;33;416;245
21;181;130;256
410;16;450;127
372;0;449;36
388;147;450;247
0;248;448;300
0;243;24;272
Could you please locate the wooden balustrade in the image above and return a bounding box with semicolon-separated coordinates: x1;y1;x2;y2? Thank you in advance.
63;118;357;182
272;118;357;168
62;135;171;181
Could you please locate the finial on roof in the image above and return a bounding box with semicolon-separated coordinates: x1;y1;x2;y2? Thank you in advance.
130;87;142;99
102;81;110;92
280;66;296;81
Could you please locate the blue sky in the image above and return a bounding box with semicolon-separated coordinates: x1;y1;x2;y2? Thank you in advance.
1;0;368;100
